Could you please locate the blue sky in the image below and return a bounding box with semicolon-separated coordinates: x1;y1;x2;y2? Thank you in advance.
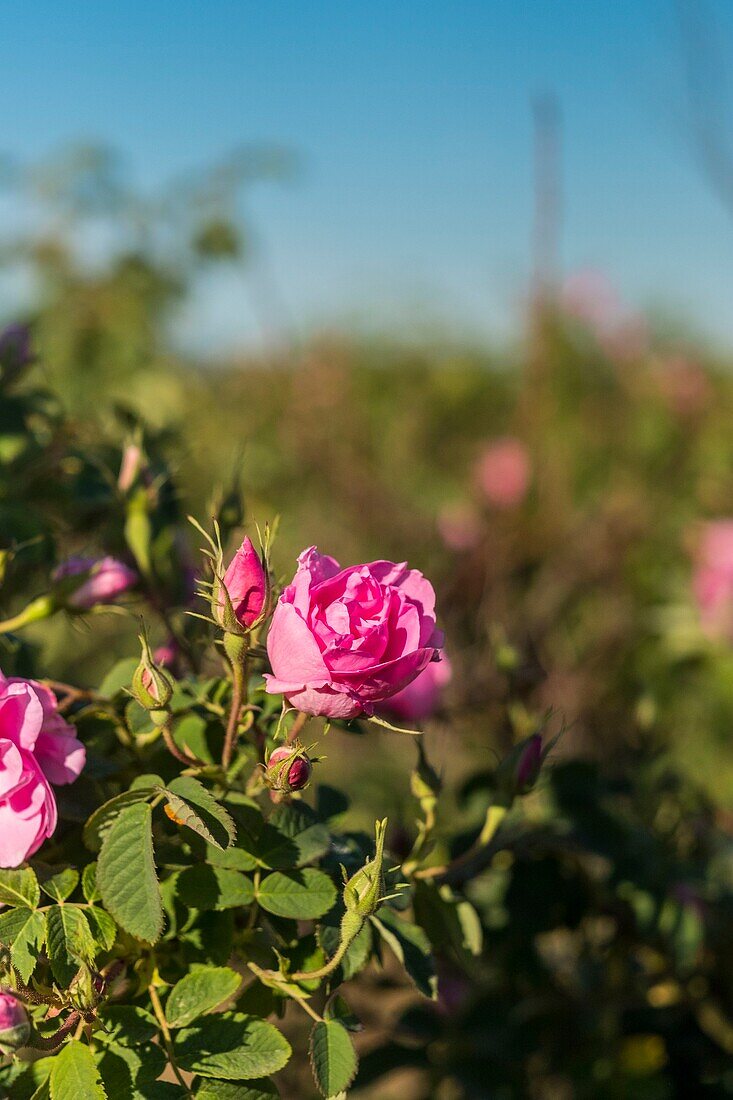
2;0;733;351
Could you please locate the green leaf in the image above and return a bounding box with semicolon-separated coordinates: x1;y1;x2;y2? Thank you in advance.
371;908;437;999
97;658;139;699
46;905;96;986
309;1020;358;1098
0;907;46;982
83;789;155;853
84;907;117;951
176;865;255;911
98;1005;158;1046
0;866;39;907
163;777;235;851
195;1082;280;1099
166;965;241;1028
81;864;100;904
39;867;80;902
49;1039;107;1099
97;801;163;944
258;804;330;869
175;1014;291;1080
256;870;337;920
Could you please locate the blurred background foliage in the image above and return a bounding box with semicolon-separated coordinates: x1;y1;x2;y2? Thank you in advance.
3;145;733;1096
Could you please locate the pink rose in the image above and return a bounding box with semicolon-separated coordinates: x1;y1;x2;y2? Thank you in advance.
475;437;531;509
0;674;86;866
265;547;443;719
381;654;452;722
217;536;267;630
54;556;138;610
693;521;733;640
0;991;30;1053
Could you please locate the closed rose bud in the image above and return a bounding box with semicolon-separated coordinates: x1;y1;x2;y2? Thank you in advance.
132;634;174;715
54;556;138;610
0;992;30;1054
266;744;312;793
117;441;144;493
215;536;268;633
496;732;547;801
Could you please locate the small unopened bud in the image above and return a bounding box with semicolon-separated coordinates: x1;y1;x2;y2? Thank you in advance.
343;818;388;919
266;744;312;793
118;440;144;494
0;992;30;1054
132;633;174;716
214;536;268;635
496;732;547;800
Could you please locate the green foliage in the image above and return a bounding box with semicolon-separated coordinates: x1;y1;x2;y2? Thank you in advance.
174;1015;291;1079
255;869;337;920
309;1019;358;1098
165;965;241;1028
49;1041;106;1099
96;801;163;943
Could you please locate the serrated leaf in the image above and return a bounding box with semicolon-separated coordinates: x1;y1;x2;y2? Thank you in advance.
195;1081;280;1099
49;1040;107;1099
258;804;330;869
85;906;117;951
176;865;254;911
309;1020;358;1098
166;965;241;1028
163;777;235;851
0;866;39;907
98;1005;159;1046
83;789;155;853
39;867;79;902
371;907;437;999
81;864;100;904
97;801;163;944
0;907;46;982
174;1013;291;1080
46;905;96;986
256;870;336;920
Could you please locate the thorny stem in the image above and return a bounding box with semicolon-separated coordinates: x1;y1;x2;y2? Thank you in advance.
222;649;248;770
247;963;324;1023
149;983;193;1098
161;719;206;768
32;1011;82;1051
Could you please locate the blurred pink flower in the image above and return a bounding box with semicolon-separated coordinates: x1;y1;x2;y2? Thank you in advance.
654;356;711;418
54;556;137;610
437;503;482;552
560;269;647;360
381;653;452;722
692;521;733;640
265;547;443;719
475;437;531;509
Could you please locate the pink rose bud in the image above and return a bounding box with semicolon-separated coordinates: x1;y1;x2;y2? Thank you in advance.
216;536;268;633
132;634;173;714
0;992;29;1053
496;732;546;801
266;744;312;793
475;437;531;510
54;556;138;610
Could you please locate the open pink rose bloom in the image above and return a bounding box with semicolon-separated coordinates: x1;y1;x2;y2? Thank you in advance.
265;547;444;719
0;673;86;867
